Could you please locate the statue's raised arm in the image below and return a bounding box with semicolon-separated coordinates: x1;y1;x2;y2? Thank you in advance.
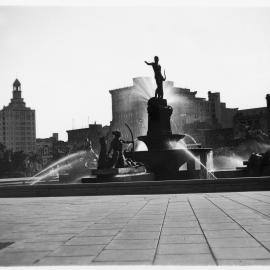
144;61;153;66
145;56;166;99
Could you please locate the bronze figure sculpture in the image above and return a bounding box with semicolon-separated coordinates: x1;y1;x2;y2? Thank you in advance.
145;56;166;99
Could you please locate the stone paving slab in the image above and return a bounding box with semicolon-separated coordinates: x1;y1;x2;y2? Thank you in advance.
207;237;261;248
159;234;206;244
154;254;216;265
66;236;113;245
218;259;270;265
212;247;270;259
157;243;210;255
105;239;158;249
50;244;104;256
0;191;270;265
37;255;95;265
94;249;155;262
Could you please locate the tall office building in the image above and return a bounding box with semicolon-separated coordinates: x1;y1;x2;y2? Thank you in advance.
0;79;36;153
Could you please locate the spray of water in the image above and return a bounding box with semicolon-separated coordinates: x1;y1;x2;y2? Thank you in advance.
213;155;245;171
169;140;186;149
170;119;178;134
29;150;96;185
184;134;198;144
33;151;86;178
30;161;77;185
208;151;214;172
183;148;216;179
132;77;189;106
170;141;216;180
135;140;148;151
133;77;154;101
166;86;189;106
125;138;149;152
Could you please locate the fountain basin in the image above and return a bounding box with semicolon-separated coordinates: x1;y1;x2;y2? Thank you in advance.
138;134;185;151
126;148;212;179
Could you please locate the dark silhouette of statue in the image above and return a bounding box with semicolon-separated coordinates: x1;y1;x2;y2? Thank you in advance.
108;131;132;168
97;137;108;169
97;132;143;170
145;56;166;99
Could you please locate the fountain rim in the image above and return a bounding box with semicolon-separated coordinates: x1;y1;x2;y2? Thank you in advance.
132;148;212;153
138;134;185;139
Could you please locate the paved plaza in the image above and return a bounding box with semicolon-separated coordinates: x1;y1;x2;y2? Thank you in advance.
0;191;270;265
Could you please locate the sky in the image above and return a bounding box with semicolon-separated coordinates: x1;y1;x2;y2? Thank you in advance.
0;1;270;141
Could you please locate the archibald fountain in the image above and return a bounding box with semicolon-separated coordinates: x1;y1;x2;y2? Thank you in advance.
125;57;213;179
94;56;214;180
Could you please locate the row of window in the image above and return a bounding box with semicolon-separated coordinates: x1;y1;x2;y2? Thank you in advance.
1;114;34;120
3;133;34;137
15;142;35;145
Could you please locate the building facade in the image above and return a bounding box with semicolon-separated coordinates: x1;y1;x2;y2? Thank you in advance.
0;79;36;153
109;77;238;144
67;123;109;153
233;95;270;140
36;133;68;167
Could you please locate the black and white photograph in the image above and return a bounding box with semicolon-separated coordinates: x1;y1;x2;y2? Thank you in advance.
0;0;270;266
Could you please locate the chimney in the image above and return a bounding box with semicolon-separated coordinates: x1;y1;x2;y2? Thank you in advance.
266;94;270;109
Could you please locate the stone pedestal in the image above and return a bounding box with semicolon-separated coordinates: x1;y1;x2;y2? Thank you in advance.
147;98;172;137
138;97;184;150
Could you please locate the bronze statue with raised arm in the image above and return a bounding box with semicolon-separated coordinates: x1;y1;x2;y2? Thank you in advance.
145;56;166;99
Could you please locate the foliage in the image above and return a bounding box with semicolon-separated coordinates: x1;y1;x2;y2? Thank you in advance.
0;143;41;178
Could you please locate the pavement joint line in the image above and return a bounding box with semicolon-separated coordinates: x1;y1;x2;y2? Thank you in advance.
256;193;270;199
205;196;270;256
187;198;218;266
33;235;78;264
157;251;210;256
84;204;138;229
152;198;170;264
229;192;269;203
234;192;270;210
235;192;270;206
91;199;150;263
247;191;270;198
219;194;270;220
